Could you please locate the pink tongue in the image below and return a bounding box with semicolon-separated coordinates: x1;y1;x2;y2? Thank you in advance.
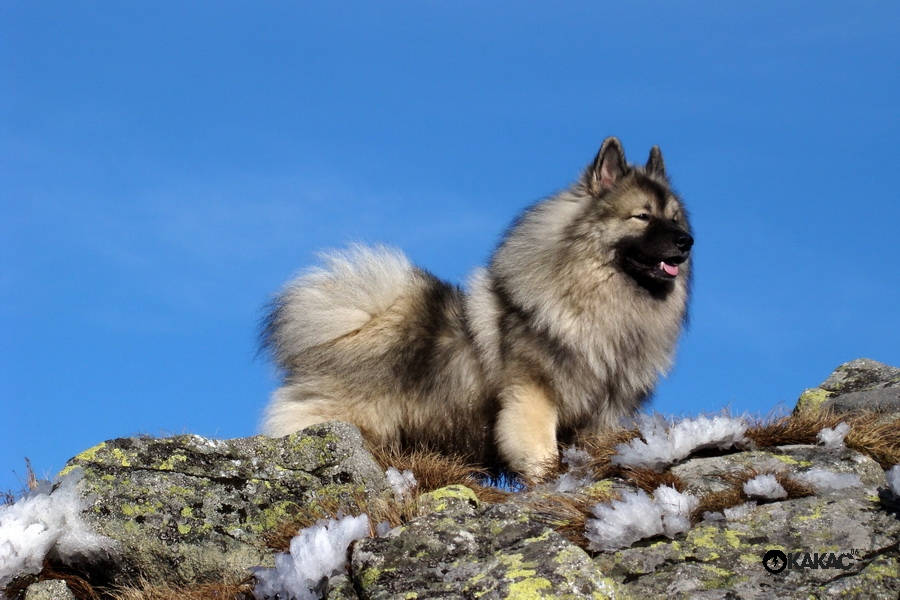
661;262;679;277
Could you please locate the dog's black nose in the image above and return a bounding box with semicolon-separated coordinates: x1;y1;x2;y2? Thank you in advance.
675;232;693;252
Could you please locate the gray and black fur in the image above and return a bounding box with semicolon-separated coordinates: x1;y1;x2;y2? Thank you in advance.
261;137;693;479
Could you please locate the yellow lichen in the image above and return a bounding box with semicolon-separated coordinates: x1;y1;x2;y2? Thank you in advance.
505;577;552;598
110;448;133;468
771;453;812;467
157;453;188;471
797;503;825;523
794;388;832;412
418;485;480;513
723;529;744;548
57;442;107;477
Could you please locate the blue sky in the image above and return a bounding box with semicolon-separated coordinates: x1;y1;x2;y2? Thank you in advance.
2;2;898;493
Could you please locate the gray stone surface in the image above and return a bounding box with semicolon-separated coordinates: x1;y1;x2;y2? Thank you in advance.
59;421;388;587
819;358;900;394
4;361;898;599
23;580;75;600
796;358;900;415
352;485;623;599
600;447;899;599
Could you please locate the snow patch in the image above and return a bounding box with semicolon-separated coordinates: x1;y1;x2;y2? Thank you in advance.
724;501;757;520
795;468;861;492
253;514;370;600
584;485;699;551
385;468;417;501
887;465;900;498
612;414;749;472
742;474;787;500
817;422;850;448
551;447;594;493
0;470;116;590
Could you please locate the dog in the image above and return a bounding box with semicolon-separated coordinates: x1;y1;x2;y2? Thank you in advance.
261;137;693;480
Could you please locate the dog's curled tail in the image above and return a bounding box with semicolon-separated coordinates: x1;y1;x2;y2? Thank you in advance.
261;244;413;369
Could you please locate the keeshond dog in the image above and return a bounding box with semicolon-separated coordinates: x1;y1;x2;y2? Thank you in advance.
261;137;693;480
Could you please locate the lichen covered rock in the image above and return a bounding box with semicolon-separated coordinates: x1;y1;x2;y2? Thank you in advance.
595;452;899;598
59;422;388;586
352;486;623;599
3;360;899;599
795;358;900;415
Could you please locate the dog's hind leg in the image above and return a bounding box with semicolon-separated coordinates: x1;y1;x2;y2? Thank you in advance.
494;382;559;481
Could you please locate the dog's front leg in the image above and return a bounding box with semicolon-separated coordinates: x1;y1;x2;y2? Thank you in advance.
495;381;559;481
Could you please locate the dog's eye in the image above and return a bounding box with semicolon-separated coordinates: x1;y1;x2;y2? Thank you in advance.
632;213;650;221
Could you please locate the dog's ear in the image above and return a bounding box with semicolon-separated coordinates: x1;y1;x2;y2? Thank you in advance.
587;137;626;195
646;146;666;178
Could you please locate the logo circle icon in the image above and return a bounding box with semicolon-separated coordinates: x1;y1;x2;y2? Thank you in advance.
763;549;788;574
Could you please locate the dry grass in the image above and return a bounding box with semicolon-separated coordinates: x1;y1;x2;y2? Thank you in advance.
745;409;846;447
3;458;39;506
690;467;815;522
691;485;746;522
843;412;900;468
368;446;512;503
108;576;254;600
3;562;100;600
577;428;642;480
747;408;900;468
525;486;619;547
620;467;686;493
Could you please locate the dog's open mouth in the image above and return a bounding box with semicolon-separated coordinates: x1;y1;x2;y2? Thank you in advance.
659;261;680;278
625;255;686;280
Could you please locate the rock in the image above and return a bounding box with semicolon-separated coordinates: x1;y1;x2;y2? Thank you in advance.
670;444;886;495
56;421;388;587
23;580;75;600
3;360;898;598
352;485;623;599
795;358;900;415
602;443;899;598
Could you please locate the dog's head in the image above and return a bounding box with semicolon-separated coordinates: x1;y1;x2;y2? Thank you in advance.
585;137;693;297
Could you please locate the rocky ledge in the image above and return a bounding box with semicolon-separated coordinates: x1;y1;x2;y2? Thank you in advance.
2;359;899;600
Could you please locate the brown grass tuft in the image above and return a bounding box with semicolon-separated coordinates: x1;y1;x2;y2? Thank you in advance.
577;428;642;479
368;446;511;503
621;467;686;493
745;410;845;447
3;561;100;600
691;485;746;522
691;467;815;522
368;447;485;491
843;412;900;468
526;486;618;547
776;472;816;499
746;409;900;468
108;576;254;600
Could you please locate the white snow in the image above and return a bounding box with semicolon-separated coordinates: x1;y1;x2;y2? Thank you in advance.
612;414;749;472
817;422;851;448
887;465;900;498
584;485;699;551
796;468;862;492
551;447;594;493
703;501;758;522
0;470;116;590
723;501;757;521
385;468;417;501
742;474;788;500
253;514;370;600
